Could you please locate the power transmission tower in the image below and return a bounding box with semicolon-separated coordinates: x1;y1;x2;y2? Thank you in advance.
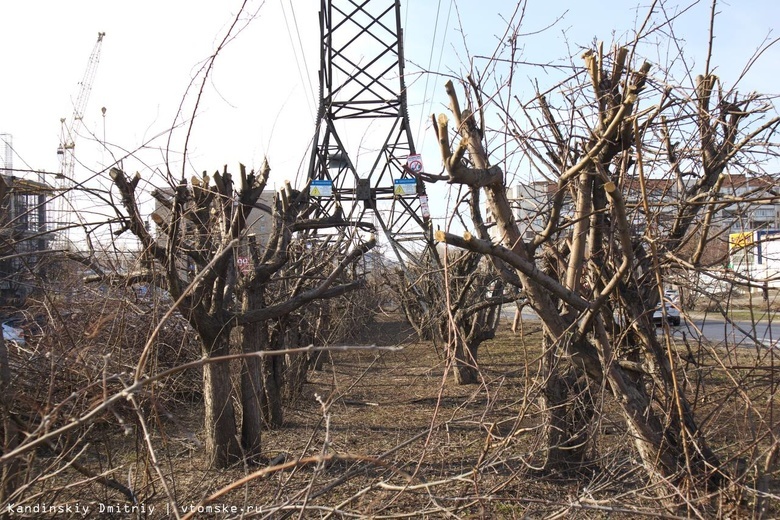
307;0;436;271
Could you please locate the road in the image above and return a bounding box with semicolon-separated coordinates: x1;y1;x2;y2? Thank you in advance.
502;306;780;348
668;317;780;349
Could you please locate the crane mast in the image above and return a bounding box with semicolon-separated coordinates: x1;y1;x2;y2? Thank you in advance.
53;32;105;250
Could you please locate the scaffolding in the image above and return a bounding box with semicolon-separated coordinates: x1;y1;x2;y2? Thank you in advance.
0;174;53;303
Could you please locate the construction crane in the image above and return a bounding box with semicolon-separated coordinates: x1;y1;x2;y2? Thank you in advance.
53;32;105;250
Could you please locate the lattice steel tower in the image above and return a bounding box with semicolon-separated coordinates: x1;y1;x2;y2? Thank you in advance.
53;32;105;251
307;0;435;268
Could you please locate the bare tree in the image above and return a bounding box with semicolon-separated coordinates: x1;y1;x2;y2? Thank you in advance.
110;163;374;467
394;249;514;384
432;25;779;501
393;184;518;384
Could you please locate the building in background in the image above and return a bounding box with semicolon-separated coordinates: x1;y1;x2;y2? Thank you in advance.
151;186;276;277
499;173;779;240
720;174;780;232
502;181;558;241
0;174;54;303
498;173;780;289
729;229;780;289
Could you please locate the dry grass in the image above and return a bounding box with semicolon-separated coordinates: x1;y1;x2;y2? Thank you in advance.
3;307;779;518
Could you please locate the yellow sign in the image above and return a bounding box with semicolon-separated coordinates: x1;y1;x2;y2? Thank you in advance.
729;231;754;250
393;178;416;196
310;180;332;197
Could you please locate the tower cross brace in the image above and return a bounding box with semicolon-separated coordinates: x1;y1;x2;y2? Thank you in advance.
306;0;435;268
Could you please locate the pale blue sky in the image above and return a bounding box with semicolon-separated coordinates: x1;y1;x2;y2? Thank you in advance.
1;0;777;233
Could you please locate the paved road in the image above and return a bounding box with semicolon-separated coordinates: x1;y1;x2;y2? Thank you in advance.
501;306;780;348
668;317;780;348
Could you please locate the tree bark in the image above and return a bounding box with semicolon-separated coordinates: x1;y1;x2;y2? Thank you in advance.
539;335;593;470
452;333;480;384
260;357;284;428
239;289;265;459
259;327;284;428
240;343;264;460
202;334;241;468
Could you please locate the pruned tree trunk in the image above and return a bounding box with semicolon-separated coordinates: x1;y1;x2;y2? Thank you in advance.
240;345;264;459
451;335;480;384
430;47;752;497
450;278;504;385
239;289;265;460
539;335;593;470
282;317;311;400
202;335;241;467
239;306;284;434
259;326;285;428
107;131;373;469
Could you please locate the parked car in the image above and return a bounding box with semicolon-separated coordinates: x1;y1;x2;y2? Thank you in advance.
664;289;680;303
653;302;681;326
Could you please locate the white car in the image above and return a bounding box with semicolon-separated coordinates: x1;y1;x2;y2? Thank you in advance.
664;289;680;303
653;302;681;326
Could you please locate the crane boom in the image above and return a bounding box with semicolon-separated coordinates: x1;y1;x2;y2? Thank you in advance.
53;32;105;250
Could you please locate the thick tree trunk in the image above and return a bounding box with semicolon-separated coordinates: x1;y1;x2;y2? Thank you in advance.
202;335;241;468
452;335;480;385
239;288;281;457
539;336;593;470
282;322;309;400
603;363;680;486
285;352;309;400
240;353;264;460
260;353;284;427
240;316;265;460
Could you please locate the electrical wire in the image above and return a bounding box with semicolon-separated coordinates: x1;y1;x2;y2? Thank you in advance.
279;0;317;120
414;0;454;152
414;0;443;148
287;0;318;115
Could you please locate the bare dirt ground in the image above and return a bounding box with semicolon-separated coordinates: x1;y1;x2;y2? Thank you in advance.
82;320;644;518
155;318;565;518
11;310;780;518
